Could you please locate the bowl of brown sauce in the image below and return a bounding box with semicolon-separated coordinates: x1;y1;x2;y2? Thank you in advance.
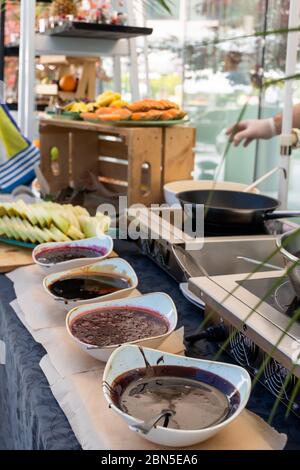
103;345;251;447
43;257;138;310
33;236;113;274
66;293;178;362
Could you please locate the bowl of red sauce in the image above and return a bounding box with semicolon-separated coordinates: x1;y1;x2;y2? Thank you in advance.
33;235;113;273
66;293;178;362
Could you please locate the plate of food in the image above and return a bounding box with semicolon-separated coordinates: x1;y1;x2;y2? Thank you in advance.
95;118;189;127
0;200;111;248
48;91;129;121
81;99;188;127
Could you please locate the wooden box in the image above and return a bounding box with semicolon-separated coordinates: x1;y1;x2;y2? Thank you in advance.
39;118;196;207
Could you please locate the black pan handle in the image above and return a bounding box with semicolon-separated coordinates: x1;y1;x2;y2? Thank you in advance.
264;210;300;221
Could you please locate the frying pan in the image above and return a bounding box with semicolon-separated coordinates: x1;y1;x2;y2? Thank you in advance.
177;190;300;226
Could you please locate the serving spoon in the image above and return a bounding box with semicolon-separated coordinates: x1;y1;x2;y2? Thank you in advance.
129;409;175;435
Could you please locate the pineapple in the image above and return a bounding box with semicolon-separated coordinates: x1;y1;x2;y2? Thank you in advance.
50;0;78;17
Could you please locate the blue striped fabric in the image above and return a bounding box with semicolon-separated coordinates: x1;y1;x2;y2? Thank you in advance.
0;106;40;194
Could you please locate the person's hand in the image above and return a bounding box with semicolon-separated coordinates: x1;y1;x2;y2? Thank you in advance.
226;118;276;147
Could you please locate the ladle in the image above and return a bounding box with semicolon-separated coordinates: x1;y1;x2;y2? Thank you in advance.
129;409;175;435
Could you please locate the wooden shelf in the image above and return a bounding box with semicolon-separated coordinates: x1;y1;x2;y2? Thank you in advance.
35;34;130;57
43;21;153;40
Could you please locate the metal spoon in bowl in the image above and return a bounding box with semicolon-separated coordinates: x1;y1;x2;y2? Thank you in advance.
129;409;175;435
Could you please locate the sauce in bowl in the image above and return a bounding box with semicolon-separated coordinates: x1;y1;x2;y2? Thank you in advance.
109;364;240;431
49;273;132;301
71;306;169;347
36;245;107;265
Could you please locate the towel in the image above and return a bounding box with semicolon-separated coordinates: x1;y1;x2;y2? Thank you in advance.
0;104;40;193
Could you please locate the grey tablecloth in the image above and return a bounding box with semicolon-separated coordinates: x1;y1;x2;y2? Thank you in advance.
0;240;299;450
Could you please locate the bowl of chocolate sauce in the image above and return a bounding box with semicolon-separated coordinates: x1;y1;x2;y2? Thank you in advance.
103;345;251;447
43;257;138;310
66;293;178;362
33;236;113;273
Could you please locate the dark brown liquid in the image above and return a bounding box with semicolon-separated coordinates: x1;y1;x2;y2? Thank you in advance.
110;365;240;431
49;273;131;301
36;246;107;264
71;307;169;347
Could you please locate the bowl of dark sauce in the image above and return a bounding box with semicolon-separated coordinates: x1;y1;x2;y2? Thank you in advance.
66;293;178;362
103;345;251;447
33;236;113;273
43;257;138;310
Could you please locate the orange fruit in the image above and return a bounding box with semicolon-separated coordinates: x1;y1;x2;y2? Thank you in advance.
59;74;77;92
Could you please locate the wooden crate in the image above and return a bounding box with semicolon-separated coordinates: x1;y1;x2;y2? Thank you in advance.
39;118;196;207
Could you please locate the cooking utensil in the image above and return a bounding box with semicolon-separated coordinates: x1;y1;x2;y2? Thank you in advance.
129;410;175;435
236;256;282;271
177;190;300;227
277;228;300;297
164;180;259;206
243;167;280;193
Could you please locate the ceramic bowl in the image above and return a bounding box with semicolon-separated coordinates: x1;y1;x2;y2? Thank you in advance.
43;257;138;311
103;345;251;448
164;180;259;206
33;235;114;274
66;292;178;362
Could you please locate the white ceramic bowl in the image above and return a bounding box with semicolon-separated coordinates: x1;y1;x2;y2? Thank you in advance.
33;235;114;274
164;180;259;206
66;293;178;362
43;257;138;311
103;345;251;448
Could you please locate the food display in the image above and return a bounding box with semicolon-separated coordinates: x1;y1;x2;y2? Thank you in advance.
70;306;169;347
80;98;187;124
63;90;128;115
0;200;110;245
46;0;127;27
52;93;187;125
50;0;78;17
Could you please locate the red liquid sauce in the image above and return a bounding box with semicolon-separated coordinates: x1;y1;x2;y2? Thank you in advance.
71;306;169;346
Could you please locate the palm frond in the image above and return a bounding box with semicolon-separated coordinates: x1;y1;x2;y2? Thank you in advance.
144;0;173;15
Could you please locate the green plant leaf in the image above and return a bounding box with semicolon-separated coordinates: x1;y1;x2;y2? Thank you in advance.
144;0;173;14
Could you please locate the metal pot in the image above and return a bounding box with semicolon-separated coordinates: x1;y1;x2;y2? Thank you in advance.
277;228;300;297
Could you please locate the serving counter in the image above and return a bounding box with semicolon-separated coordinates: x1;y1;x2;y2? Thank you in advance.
0;240;299;450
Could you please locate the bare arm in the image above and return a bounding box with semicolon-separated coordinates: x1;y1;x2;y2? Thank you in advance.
273;103;300;134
